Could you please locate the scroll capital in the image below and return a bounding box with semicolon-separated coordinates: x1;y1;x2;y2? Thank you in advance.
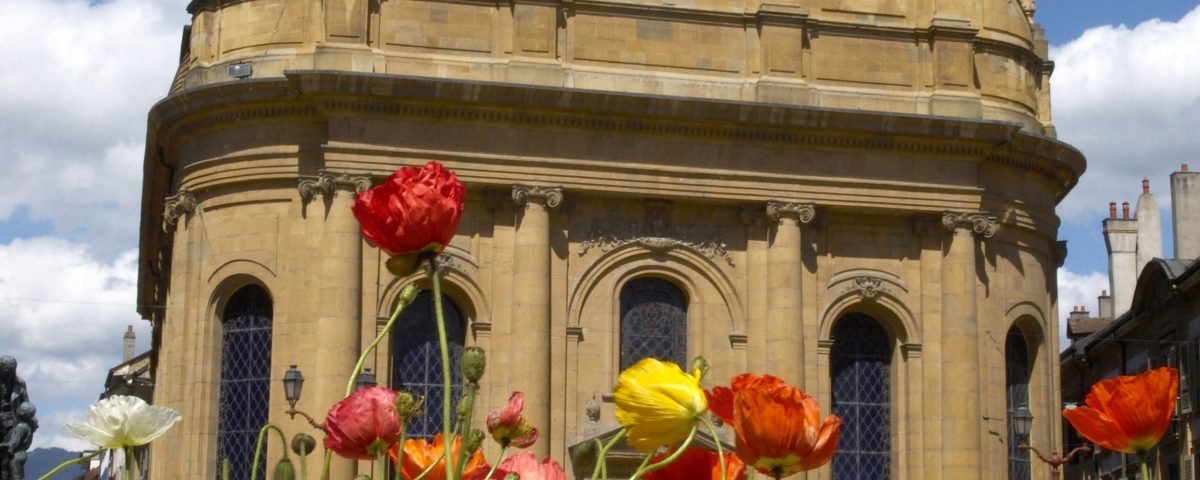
512;185;563;209
941;211;999;238
766;201;816;225
299;170;373;203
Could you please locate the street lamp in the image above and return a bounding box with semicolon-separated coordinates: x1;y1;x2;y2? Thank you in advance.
282;365;325;431
356;368;377;390
1013;404;1091;480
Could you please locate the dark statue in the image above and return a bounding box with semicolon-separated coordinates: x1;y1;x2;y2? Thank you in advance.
0;356;34;480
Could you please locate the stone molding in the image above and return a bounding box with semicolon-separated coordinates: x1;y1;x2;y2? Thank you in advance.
901;343;923;359
578;211;733;266
728;333;748;349
765;201;816;224
298;170;373;203
941;211;999;238
162;189;197;232
511;185;564;209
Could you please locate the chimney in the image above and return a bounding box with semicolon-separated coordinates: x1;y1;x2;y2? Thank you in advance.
1135;178;1163;277
1098;289;1113;319
1068;306;1089;321
123;325;136;362
1173;164;1200;259
1104;204;1138;315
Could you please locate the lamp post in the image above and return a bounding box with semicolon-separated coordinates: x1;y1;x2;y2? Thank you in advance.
1013;405;1091;480
283;365;325;431
355;368;377;391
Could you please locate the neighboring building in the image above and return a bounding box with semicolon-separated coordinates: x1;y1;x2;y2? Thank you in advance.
1061;167;1200;480
100;326;153;402
137;0;1083;478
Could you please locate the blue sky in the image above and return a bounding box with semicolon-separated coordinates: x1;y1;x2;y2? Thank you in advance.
0;0;1197;451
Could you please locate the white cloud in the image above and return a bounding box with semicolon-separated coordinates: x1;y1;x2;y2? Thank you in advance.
0;237;151;449
1056;267;1110;350
0;0;190;258
1050;5;1200;223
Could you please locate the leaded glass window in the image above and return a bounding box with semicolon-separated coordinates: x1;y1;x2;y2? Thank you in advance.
1006;327;1032;480
217;284;272;479
831;314;891;480
619;277;688;371
391;290;465;438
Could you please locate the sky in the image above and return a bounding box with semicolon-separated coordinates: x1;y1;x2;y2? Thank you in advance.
0;0;1197;452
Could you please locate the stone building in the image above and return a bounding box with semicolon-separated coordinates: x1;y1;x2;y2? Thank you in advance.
1060;167;1200;480
136;0;1083;477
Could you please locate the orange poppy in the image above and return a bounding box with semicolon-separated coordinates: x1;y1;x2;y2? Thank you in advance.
1063;366;1179;454
708;374;841;479
389;433;490;480
644;448;746;480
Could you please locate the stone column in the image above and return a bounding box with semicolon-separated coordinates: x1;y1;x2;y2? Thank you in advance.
764;201;814;386
300;171;372;478
939;211;997;479
511;184;562;457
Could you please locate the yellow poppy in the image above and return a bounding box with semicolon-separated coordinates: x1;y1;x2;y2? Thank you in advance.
613;358;708;453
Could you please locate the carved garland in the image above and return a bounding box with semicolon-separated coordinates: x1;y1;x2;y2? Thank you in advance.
162;189;197;232
578;229;733;266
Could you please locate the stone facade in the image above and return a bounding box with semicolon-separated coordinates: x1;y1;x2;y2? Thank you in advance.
138;0;1082;478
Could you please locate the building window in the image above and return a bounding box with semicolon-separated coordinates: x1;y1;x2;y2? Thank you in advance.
1006;327;1032;480
217;284;272;479
619;277;688;370
830;314;891;480
391;290;465;438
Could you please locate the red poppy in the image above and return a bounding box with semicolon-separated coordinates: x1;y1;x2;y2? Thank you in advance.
707;374;841;479
1063;366;1179;454
390;433;490;480
491;451;566;480
487;392;539;448
352;161;466;256
322;387;402;460
644;448;746;480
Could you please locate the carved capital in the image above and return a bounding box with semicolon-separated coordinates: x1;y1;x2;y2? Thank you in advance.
298;170;373;203
941;211;999;238
162;189;197;231
766;201;816;224
512;185;563;209
1053;240;1068;268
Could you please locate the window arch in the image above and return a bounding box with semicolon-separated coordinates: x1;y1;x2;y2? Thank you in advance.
217;284;272;479
390;290;466;438
1006;326;1032;480
619;277;688;370
830;314;891;480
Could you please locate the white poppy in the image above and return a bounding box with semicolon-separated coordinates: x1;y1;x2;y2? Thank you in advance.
64;395;182;448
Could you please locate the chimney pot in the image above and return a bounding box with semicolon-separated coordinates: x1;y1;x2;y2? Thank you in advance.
1110;201;1117;219
1143;178;1150;193
1102;289;1108;296
1122;202;1130;219
1184;163;1190;172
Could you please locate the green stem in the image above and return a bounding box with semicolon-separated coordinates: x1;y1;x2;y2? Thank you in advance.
125;446;133;480
454;383;479;476
702;417;727;480
395;430;408;480
628;425;698;480
411;456;441;480
251;424;290;480
588;428;628;480
300;450;308;480
483;445;509;480
347;284;417;396
429;255;456;480
1140;455;1150;480
377;450;386;480
36;449;102;480
320;450;332;480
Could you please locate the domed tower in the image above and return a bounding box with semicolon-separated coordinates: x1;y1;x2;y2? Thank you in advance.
139;0;1082;477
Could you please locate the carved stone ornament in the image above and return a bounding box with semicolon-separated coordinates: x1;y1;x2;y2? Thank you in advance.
1054;240;1069;268
585;393;601;424
511;185;563;208
941;211;999;238
849;276;885;300
298;170;373;203
578;213;733;266
766;201;816;224
162;189;198;232
422;254;463;276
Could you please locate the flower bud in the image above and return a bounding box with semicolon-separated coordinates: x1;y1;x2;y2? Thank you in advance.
457;393;475;425
462;346;486;383
464;428;486;456
398;283;419;306
505;474;520;480
272;458;296;480
689;356;709;380
291;433;316;457
394;391;423;422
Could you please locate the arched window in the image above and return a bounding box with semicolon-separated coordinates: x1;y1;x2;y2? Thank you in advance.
1006;327;1032;480
830;314;891;480
391;290;466;438
217;284;272;479
619;277;688;370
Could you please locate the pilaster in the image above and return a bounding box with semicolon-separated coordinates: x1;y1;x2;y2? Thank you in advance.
764;201;815;386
